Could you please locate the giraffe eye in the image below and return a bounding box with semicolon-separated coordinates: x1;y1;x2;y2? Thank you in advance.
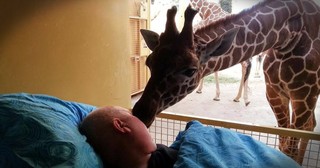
182;68;197;77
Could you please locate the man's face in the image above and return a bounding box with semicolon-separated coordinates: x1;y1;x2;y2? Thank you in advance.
119;108;157;153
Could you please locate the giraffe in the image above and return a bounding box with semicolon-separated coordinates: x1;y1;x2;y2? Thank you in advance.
133;0;320;164
191;0;252;105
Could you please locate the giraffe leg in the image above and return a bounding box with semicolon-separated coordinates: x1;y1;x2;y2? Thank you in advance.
197;73;220;101
243;60;251;106
213;72;220;101
234;62;246;103
233;78;243;102
254;55;262;78
196;78;204;93
242;78;250;106
265;84;291;158
289;93;318;165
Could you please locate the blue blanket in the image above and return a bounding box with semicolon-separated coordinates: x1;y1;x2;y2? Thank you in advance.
0;93;103;168
171;120;300;168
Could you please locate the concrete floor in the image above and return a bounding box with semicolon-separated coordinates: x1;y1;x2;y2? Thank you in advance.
132;62;320;133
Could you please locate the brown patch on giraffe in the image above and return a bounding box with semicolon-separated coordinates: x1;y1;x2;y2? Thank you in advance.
260;6;273;13
248;19;260;34
286;1;299;15
214;56;223;70
265;31;277;49
276;29;290;47
207;60;214;69
292;101;307;112
288;16;303;33
246;46;255;58
303;1;318;13
281;68;295;83
186;86;194;93
307;86;319;107
288;81;304;90
169;100;176;106
246;31;256;44
269;97;283;106
221;56;231;69
257;13;274;35
256;33;264;44
243;45;248;52
181;84;187;94
296;110;312;128
292;35;312;56
242;15;252;25
306;52;320;71
235;27;246;45
164;97;174;107
266;63;280;84
293;86;310;100
269;1;285;8
304;73;317;85
188;79;195;88
274;8;290;30
276;111;288;123
172;86;180;96
265;51;276;63
282;57;304;75
203;1;208;7
232;47;242;63
254;43;264;54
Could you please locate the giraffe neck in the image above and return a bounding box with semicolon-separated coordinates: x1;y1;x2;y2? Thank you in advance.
191;0;228;19
196;0;309;77
191;0;229;30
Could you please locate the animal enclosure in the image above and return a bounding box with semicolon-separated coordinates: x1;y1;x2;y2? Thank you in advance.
150;112;320;168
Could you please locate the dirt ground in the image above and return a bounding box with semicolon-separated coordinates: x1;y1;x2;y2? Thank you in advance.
132;61;320;133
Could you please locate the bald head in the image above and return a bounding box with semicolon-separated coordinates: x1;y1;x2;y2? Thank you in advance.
80;106;156;168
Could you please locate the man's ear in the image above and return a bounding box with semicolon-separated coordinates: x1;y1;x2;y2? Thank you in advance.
113;118;131;133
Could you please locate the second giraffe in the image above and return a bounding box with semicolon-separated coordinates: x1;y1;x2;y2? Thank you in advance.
190;0;252;106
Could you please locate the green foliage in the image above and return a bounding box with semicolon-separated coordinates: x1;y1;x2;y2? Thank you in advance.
219;0;232;13
204;75;239;84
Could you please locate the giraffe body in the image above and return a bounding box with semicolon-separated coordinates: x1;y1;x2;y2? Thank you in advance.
133;0;320;164
191;0;251;105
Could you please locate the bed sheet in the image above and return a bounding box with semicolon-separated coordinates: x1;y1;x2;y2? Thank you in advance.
170;120;300;168
0;93;103;168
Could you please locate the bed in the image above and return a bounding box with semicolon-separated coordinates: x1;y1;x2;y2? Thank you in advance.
1;93;319;167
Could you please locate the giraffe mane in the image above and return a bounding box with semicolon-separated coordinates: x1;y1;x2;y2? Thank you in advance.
195;0;273;33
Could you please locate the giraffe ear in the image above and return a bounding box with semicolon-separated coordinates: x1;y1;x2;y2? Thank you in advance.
140;29;160;51
203;27;240;60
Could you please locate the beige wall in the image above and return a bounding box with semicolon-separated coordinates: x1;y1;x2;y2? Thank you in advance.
0;0;131;108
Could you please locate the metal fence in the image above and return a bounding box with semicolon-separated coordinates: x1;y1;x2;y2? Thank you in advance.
149;112;320;168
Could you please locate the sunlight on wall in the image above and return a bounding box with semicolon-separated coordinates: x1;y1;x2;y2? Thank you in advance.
0;0;131;108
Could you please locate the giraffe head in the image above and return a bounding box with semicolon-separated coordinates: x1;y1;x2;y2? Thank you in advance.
133;5;239;127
